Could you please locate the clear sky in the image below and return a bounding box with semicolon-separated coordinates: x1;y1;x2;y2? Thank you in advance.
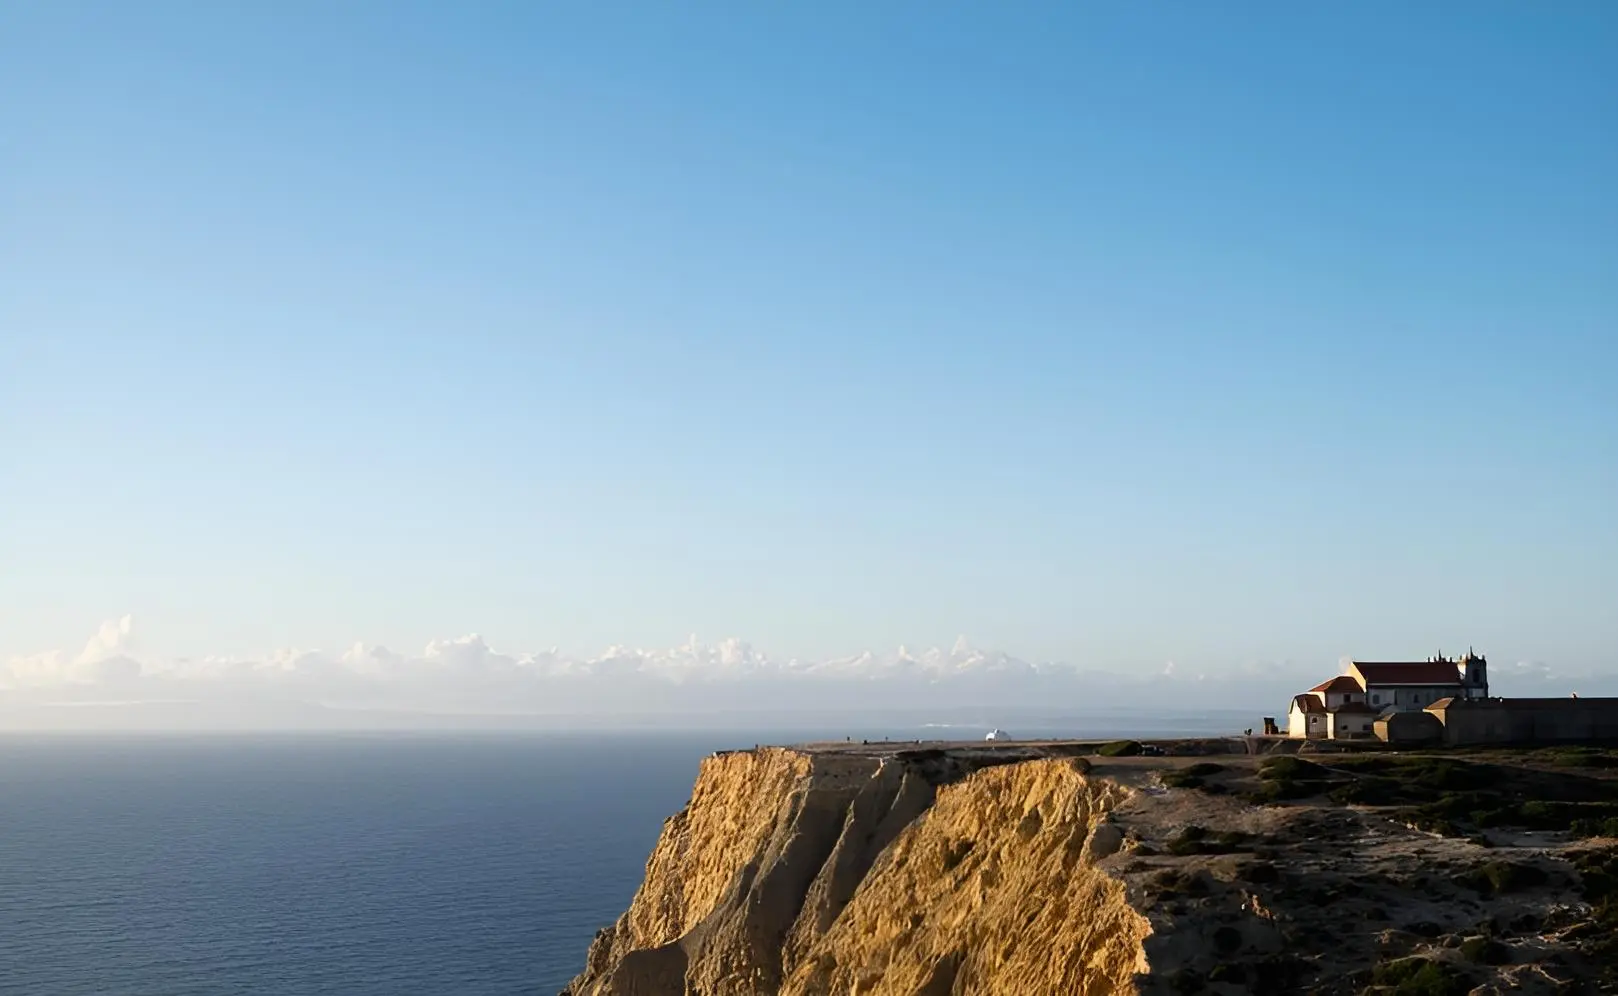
4;2;1615;674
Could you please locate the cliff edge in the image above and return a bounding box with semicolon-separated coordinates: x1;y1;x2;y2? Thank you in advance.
564;743;1618;996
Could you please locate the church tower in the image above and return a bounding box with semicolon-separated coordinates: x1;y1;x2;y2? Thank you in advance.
1460;649;1488;699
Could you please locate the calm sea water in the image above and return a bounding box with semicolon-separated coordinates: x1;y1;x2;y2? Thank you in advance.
0;733;717;995
0;719;1241;993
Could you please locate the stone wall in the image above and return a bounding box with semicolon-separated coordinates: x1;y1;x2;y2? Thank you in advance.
1428;698;1618;746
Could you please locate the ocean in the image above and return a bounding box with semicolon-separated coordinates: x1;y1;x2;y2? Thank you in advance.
0;719;1243;994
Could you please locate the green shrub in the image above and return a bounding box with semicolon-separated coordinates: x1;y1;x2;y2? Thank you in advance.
1572;816;1618;838
1456;861;1547;896
1370;957;1473;996
1160;762;1226;790
1572;847;1618;903
1245;756;1337;805
1097;740;1142;757
1328;776;1404;806
1244;778;1325;805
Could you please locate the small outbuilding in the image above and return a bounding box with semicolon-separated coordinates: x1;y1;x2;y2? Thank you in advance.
984;729;1011;741
1375;709;1443;745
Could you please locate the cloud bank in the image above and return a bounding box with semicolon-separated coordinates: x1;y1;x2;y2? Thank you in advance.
4;618;1605;730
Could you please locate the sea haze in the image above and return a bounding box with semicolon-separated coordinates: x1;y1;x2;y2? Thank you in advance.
0;719;1239;993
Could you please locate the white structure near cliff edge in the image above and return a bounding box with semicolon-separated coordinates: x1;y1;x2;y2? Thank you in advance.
984;729;1011;741
1288;651;1489;740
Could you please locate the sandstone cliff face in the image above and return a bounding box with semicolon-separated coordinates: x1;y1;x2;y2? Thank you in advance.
563;746;1146;996
566;746;1618;996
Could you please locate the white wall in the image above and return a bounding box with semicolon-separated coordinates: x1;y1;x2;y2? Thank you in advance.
1367;686;1460;712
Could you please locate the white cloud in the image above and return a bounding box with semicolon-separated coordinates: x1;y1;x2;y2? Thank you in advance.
1508;660;1555;682
78;614;136;664
8;619;1610;723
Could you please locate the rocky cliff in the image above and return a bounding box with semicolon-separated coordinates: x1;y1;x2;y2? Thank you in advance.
564;743;1618;996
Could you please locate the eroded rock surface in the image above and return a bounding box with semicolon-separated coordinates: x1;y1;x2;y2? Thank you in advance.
563;744;1618;996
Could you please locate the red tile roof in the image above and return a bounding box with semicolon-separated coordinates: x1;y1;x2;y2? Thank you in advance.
1291;693;1325;714
1351;661;1463;687
1310;675;1363;694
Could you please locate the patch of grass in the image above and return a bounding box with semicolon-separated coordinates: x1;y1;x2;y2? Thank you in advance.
1160;762;1226;790
1458;936;1511;965
1260;756;1324;779
1096;740;1142;757
1167;825;1253;856
1244;756;1337;804
1327;775;1406;806
1242;780;1304;804
1539;746;1618;769
1404;793;1618;838
1454;860;1548;897
1370;957;1473;996
1326;755;1494;792
1571;847;1618;985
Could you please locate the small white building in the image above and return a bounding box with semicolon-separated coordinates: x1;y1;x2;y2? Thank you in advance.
984;729;1011;741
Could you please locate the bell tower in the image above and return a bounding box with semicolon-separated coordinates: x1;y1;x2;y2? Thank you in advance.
1460;649;1488;699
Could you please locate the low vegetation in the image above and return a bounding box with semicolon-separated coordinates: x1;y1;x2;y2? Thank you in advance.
1159;762;1226;791
1368;956;1473;996
1242;755;1339;803
1453;860;1548;897
1238;752;1618;840
1570;846;1618;986
1166;824;1253;856
1534;745;1618;769
1096;740;1142;757
1458;935;1511;965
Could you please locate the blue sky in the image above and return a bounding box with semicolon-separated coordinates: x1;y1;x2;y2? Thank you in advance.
3;3;1615;674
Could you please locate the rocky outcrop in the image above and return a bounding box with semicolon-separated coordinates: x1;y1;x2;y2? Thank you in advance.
563;745;1146;996
564;744;1618;996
